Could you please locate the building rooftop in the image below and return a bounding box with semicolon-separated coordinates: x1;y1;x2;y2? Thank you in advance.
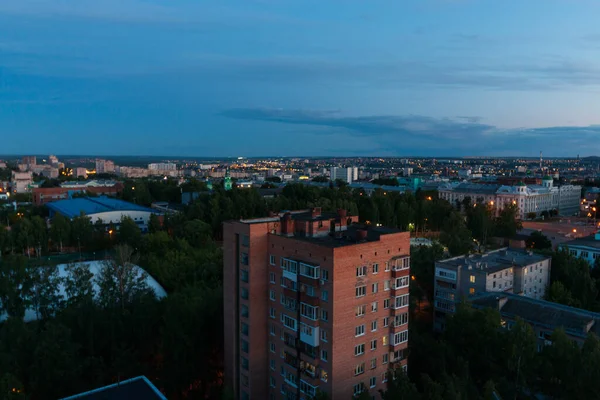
561;234;600;250
470;292;600;339
61;376;166;400
437;248;550;274
46;196;156;218
288;224;403;248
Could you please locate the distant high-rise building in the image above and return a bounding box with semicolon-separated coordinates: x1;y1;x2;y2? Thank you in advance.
223;208;410;400
49;155;59;166
148;163;177;171
330;166;358;184
22;156;36;168
96;159;115;174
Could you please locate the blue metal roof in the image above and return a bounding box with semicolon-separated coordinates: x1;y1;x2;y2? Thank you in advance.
46;196;156;218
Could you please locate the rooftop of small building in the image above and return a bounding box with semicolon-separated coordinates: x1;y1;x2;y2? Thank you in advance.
469;292;600;338
288;223;403;248
46;196;157;218
437;248;550;273
561;234;600;250
61;376;166;400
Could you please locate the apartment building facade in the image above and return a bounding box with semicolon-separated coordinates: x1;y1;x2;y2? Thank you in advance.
434;248;551;331
224;208;410;400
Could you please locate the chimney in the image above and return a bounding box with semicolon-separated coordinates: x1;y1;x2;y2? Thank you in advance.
356;229;368;242
281;212;294;236
496;296;508;310
311;207;322;218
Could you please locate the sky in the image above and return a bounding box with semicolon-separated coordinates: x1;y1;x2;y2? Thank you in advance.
2;0;600;157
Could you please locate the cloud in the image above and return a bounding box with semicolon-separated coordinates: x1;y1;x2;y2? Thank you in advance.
221;107;600;155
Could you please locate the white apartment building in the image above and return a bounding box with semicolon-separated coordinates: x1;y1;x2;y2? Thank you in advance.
148;163;177;171
95;159;115;174
438;177;581;218
330;166;358;184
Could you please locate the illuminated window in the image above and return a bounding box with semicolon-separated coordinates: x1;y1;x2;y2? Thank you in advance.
470;275;475;283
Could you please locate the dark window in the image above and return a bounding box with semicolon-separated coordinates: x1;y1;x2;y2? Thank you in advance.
241;252;249;265
241;270;249;283
241;235;249;247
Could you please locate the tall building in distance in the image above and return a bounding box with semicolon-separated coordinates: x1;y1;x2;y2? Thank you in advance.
22;156;36;168
433;248;551;331
330;166;358;184
148;162;177;171
224;208;410;400
95;159;115;174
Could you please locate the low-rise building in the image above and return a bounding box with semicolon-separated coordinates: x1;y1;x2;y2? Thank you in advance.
470;292;600;349
32;182;123;205
434;248;551;331
559;232;600;266
11;171;33;193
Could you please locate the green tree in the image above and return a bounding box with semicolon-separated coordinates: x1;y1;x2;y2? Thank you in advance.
29;266;64;320
50;213;71;252
526;231;552;250
439;212;473;256
495;203;523;238
0;256;32;318
70;213;93;253
118;216;142;248
148;213;162;233
64;263;95;307
0;373;26;400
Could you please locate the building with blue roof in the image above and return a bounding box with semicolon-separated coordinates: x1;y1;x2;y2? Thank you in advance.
46;196;160;232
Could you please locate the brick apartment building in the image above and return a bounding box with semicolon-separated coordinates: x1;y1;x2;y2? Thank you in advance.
224;208;410;400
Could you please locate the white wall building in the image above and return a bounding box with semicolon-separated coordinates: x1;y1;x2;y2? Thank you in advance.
148;162;177;171
11;171;33;193
330;166;358;184
438;177;581;218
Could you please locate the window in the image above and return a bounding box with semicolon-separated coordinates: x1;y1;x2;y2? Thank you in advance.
373;263;379;274
353;383;365;396
493;281;496;288
269;290;275;301
270;376;276;388
269;307;276;318
241;235;249;246
321;309;329;321
354;343;365;356
270;359;275;370
394;294;409;309
241;252;249;265
281;258;298;274
321;329;328;342
394;312;408;327
356;285;367;297
321;269;329;281
382;336;388;346
241;287;249;300
270;342;276;352
269;272;275;283
300;262;320;279
393;330;409;345
357;266;367;277
384;299;390;309
321;369;328;382
301;323;313;336
356;305;366;317
385;261;390;272
242;322;249;336
383;317;389;327
372;282;379;293
241;357;249;370
395;257;410;270
371;320;378;331
384;280;391;291
371;301;378;312
355;324;365;336
370;376;377;388
581;251;589;258
270;324;276;336
371;339;377;350
241;270;249;283
303;284;316;297
469;275;476;283
301;303;319;320
270;255;276;265
281;314;297;330
321;290;328;301
241;339;249;353
370;358;377;370
354;363;365;376
395;276;410;289
321;349;328;362
469;287;475;295
382;353;388;364
241;304;249;318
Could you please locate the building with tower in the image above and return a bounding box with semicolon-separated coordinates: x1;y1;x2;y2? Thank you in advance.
223;209;410;400
224;169;233;191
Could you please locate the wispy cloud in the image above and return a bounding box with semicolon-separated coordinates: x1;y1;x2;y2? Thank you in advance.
221;107;600;155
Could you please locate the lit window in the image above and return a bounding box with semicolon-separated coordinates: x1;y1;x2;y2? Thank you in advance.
469;275;475;283
469;288;475;295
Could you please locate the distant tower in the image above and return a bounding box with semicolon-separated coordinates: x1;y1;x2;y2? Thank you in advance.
224;169;232;191
540;151;543;170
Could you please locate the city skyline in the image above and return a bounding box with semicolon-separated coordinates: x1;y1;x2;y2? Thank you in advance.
2;0;600;156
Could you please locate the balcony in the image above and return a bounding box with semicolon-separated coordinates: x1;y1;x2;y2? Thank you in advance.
300;292;320;307
283;286;297;299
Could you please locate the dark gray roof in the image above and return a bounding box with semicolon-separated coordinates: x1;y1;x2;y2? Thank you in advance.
470;292;600;339
287;224;404;248
561;235;600;250
438;248;549;273
61;376;166;400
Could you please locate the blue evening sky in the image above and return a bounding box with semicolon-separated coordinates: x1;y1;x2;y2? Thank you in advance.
1;0;600;157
